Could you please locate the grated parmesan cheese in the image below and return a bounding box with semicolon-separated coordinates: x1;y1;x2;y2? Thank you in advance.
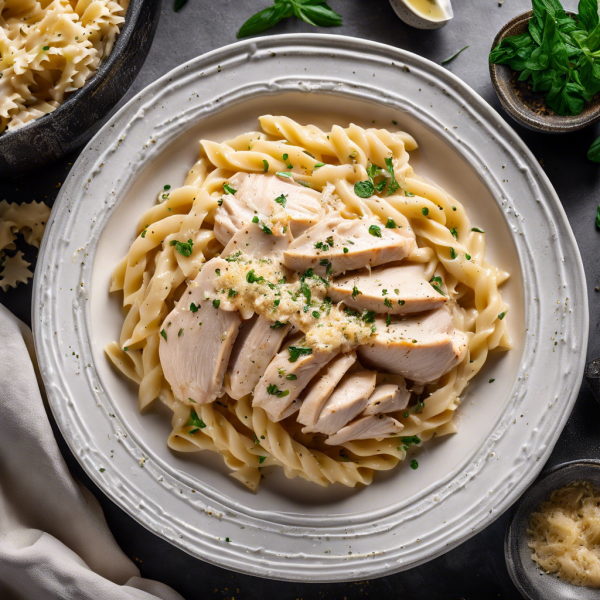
528;481;600;588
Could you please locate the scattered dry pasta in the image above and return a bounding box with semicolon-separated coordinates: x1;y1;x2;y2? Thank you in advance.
0;199;50;291
106;117;511;492
0;0;129;133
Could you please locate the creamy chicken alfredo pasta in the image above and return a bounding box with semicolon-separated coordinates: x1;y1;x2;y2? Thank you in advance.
106;116;512;492
0;0;129;133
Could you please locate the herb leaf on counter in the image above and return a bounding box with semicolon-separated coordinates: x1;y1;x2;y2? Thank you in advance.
587;135;600;162
237;0;342;39
441;45;470;66
490;0;600;116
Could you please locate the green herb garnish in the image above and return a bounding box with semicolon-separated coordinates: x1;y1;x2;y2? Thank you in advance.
385;218;397;229
267;383;289;397
472;227;485;233
441;45;469;66
498;311;507;320
288;346;312;362
170;238;194;257
223;183;237;195
421;207;429;216
190;302;199;312
354;180;374;198
274;194;287;208
384;157;400;195
263;159;269;172
160;329;167;341
368;224;382;238
187;410;206;429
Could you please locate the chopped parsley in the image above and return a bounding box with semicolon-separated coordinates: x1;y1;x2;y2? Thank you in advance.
170;238;194;257
421;207;429;216
352;285;362;299
212;299;220;309
178;328;183;337
225;251;242;262
404;190;415;197
164;184;171;190
274;194;287;208
362;310;376;323
386;314;391;326
489;379;495;383
43;45;49;51
187;410;206;429
217;198;223;206
252;215;259;223
259;456;267;464
263;159;269;172
354;180;374;198
319;258;333;276
472;227;485;233
498;311;507;320
228;289;238;298
384;298;393;308
190;302;199;312
314;161;325;169
368;224;382;238
270;320;287;329
267;383;289;397
410;459;419;470
465;253;472;260
141;229;147;238
385;218;397;229
450;247;457;259
286;373;297;380
450;228;458;239
343;247;349;253
223;183;237;195
429;276;445;296
400;435;421;451
160;329;167;341
384;157;400;195
246;269;265;284
312;311;320;319
398;299;405;306
276;171;292;178
288;346;313;362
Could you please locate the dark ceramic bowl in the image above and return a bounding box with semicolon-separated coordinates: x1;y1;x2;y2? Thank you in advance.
0;0;160;179
490;10;600;133
505;460;600;600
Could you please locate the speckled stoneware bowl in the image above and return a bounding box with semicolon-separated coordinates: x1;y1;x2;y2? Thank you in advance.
490;10;600;133
505;460;600;600
0;0;160;179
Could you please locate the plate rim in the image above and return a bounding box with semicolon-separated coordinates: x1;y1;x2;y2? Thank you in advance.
32;33;589;581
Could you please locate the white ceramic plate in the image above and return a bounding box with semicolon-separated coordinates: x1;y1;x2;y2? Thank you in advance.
33;35;588;582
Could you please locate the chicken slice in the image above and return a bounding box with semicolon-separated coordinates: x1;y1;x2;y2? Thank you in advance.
363;376;410;415
228;172;322;236
159;258;241;404
357;306;468;383
252;343;337;422
297;352;357;429
213;193;260;247
227;315;292;400
329;263;446;314
325;415;403;445
221;219;292;263
283;215;415;276
310;370;377;435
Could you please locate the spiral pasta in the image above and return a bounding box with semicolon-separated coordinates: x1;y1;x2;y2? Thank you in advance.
106;117;511;492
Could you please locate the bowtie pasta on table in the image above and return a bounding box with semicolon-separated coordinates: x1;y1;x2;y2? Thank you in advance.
0;0;129;133
106;116;511;492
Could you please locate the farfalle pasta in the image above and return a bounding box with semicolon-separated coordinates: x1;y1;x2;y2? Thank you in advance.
0;0;129;133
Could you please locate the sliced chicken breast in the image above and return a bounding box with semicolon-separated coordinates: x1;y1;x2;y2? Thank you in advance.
227;315;292;400
357;306;468;383
297;352;357;428
221;220;292;263
253;344;337;422
228;172;322;236
283;215;415;276
214;193;260;247
329;263;446;314
159;258;241;404
325;415;403;445
310;370;377;435
363;379;410;415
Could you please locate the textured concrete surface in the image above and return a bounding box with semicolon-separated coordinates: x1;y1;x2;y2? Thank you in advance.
2;1;600;598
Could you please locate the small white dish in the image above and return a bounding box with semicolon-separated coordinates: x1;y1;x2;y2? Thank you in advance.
33;34;587;582
389;0;453;29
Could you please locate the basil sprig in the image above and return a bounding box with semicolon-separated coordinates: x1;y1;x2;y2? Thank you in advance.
237;0;342;39
490;0;600;116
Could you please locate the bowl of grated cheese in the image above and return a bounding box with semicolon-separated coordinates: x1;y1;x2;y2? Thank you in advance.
505;460;600;600
0;0;160;179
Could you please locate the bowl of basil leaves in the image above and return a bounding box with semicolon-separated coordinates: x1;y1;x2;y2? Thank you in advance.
489;0;600;133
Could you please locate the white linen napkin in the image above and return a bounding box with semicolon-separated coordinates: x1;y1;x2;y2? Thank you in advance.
0;304;185;600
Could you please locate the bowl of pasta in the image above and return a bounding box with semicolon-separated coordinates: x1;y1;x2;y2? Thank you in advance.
0;0;160;179
33;35;587;581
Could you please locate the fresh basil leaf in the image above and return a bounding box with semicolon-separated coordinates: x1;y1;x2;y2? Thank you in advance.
297;3;342;27
596;204;600;228
529;18;543;45
587;135;600;162
578;0;599;33
237;3;289;38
